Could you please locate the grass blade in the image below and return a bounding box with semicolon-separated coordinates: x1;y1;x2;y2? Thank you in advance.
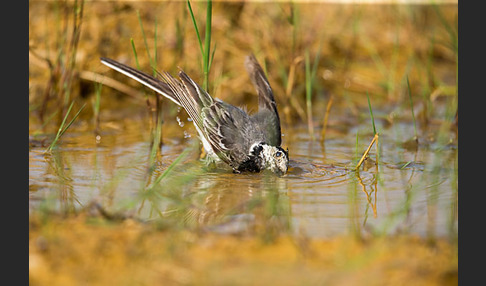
202;0;212;91
320;95;334;144
208;42;217;75
58;103;86;139
187;0;204;56
153;16;158;69
355;133;379;171
93;82;102;138
46;101;86;152
146;148;192;191
366;91;377;135
187;0;212;91
136;10;155;73
305;49;314;140
130;38;141;69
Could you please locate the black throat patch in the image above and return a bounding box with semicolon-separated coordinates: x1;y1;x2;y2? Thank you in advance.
235;142;265;173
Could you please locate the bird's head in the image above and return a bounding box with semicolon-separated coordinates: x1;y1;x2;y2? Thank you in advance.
251;143;289;176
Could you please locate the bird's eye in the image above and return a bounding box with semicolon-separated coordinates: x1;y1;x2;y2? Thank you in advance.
275;151;282;158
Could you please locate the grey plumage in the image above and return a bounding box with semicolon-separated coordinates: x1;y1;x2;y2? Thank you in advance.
245;54;282;147
100;54;289;175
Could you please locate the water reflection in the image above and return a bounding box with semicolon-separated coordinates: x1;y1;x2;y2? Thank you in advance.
28;116;458;240
138;166;291;237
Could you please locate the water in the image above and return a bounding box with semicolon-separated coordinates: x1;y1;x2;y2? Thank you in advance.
28;105;458;240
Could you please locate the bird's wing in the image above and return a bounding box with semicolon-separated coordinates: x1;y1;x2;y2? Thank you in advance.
162;70;256;167
100;57;180;106
201;101;255;167
244;54;282;147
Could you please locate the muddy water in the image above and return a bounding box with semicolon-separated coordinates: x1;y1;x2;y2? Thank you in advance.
29;103;457;240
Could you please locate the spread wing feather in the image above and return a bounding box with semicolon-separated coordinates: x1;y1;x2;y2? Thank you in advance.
244;54;282;146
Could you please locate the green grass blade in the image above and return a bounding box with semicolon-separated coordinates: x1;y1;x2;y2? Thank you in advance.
58;103;86;139
153;16;158;71
366;91;377;135
202;0;212;91
130;38;141;69
59;101;75;134
187;0;204;56
136;10;155;72
187;0;212;91
93;82;102;136
146;148;192;191
46;102;86;152
208;42;217;76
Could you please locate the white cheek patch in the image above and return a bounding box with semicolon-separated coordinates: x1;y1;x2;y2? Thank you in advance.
249;143;287;173
260;144;272;157
259;144;277;169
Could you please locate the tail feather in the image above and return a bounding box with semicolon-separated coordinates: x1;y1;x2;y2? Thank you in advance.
178;71;214;108
100;57;180;106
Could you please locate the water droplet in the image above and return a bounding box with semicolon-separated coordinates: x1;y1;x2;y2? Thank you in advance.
176;116;184;127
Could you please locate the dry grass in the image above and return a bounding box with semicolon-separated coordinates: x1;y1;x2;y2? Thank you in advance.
29;1;458;130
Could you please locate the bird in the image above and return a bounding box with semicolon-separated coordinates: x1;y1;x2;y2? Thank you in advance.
100;54;289;175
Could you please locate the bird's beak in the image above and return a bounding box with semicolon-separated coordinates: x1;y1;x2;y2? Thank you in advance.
278;165;288;176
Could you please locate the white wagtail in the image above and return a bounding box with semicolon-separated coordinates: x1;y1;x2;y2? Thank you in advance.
100;54;289;175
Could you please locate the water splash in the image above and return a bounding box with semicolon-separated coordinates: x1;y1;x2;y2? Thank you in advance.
176;116;185;127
